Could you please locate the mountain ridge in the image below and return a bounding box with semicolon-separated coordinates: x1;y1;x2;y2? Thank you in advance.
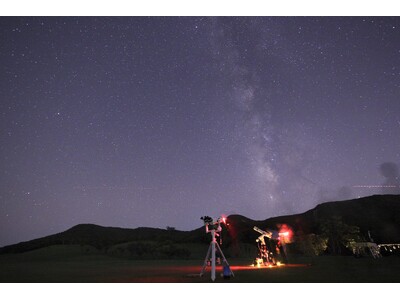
1;194;399;255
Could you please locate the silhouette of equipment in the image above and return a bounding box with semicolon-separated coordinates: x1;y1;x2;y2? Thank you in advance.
199;216;234;281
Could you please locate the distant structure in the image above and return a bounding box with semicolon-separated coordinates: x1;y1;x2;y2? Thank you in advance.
378;244;400;255
352;242;382;259
380;162;400;194
352;230;400;258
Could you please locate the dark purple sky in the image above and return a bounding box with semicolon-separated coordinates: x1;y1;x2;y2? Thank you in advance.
1;17;400;246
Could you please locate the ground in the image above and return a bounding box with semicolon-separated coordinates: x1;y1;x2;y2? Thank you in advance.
0;245;399;283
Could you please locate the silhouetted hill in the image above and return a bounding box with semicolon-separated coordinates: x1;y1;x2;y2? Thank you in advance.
1;194;399;256
225;194;400;246
0;224;192;254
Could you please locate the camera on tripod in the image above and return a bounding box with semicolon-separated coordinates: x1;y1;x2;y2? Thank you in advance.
200;216;213;224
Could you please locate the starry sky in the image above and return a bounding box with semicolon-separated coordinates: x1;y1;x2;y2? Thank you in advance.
1;16;400;247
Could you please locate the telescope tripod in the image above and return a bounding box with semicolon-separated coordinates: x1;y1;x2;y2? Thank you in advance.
199;229;234;281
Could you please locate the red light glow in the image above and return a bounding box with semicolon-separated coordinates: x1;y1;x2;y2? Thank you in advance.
278;224;293;243
221;214;227;224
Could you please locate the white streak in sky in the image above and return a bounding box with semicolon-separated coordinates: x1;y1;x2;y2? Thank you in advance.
210;18;280;211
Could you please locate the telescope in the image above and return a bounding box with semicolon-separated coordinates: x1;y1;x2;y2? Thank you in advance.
199;215;233;281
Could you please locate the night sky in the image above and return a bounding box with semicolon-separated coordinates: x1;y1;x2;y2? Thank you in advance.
1;17;400;247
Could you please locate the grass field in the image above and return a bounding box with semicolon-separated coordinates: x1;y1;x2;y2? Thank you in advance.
1;245;399;283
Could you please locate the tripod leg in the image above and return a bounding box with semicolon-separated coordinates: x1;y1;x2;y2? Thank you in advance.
215;242;234;277
200;243;212;277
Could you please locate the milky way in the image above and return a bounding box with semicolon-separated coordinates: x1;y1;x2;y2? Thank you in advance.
1;17;399;246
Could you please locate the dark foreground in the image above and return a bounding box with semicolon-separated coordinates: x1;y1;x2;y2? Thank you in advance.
1;245;399;282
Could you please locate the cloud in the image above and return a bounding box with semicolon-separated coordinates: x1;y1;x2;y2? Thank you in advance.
379;162;400;194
